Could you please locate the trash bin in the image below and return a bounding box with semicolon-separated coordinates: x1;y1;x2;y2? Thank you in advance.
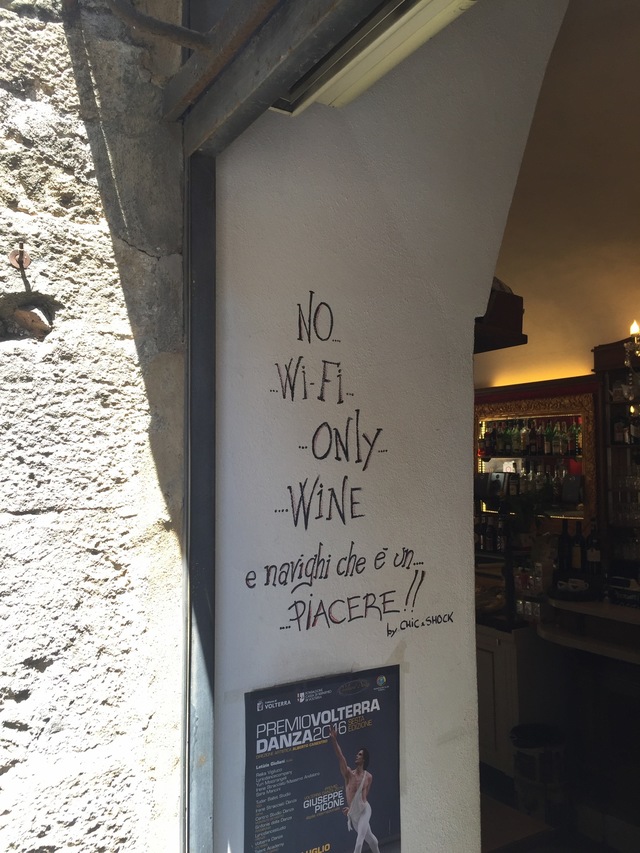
510;724;566;825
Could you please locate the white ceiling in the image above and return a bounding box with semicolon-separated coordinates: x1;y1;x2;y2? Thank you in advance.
474;0;640;388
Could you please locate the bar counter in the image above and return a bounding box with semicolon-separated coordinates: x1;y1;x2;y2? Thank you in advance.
538;597;640;665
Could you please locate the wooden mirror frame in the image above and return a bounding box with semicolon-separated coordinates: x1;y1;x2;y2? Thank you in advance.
475;385;597;525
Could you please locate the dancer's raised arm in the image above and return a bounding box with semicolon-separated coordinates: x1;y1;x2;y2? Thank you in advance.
329;726;349;781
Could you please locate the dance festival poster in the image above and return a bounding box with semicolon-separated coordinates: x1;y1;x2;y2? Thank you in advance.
244;665;400;853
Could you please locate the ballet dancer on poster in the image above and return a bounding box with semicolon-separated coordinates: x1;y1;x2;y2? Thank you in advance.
329;727;381;853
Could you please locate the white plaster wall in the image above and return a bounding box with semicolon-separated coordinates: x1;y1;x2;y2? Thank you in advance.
216;2;567;851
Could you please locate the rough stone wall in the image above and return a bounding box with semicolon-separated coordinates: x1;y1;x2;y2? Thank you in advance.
0;1;185;851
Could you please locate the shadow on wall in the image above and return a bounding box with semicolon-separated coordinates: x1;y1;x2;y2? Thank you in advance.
0;3;188;848
61;0;185;530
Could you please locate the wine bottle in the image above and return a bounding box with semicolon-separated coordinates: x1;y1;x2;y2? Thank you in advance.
567;418;577;455
552;466;563;505
496;504;508;553
508;467;520;498
503;421;513;454
557;519;571;573
586;518;602;575
613;417;629;445
486;422;497;455
477;427;486;458
570;520;587;573
485;516;496;552
478;514;488;551
534;463;545;493
560;421;569;455
574;419;582;455
544;421;554;455
512;421;522;454
630;406;640;445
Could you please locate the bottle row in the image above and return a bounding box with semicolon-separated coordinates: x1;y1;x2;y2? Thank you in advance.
475;512;509;553
556;518;601;575
515;597;546;623
611;411;640;445
610;506;640;528
514;561;546;596
611;531;640;564
475;513;601;577
610;465;640;527
481;460;581;505
478;417;582;459
513;561;552;624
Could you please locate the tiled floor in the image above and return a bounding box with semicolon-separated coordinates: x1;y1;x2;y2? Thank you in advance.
481;792;554;852
522;840;612;852
494;834;615;852
481;792;614;851
479;765;616;853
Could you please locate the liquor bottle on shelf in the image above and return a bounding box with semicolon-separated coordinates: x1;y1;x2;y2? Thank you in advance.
534;463;545;493
557;519;571;573
586;518;602;576
570;520;587;573
508;467;520;497
477;427;486;458
560;421;569;455
496;503;509;553
528;420;537;456
485;516;497;552
613;417;629;445
536;421;545;455
630;405;640;445
544;421;554;455
567;418;578;455
552;466;563;504
478;514;488;551
532;562;544;595
503;421;513;454
552;421;563;455
496;422;505;454
486;422;497;455
512;421;522;454
573;418;582;455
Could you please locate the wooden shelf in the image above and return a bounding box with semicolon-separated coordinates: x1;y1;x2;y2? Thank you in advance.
547;596;640;626
479;454;582;460
537;622;640;666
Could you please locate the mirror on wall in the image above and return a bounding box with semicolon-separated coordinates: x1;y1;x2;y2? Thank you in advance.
474;382;597;530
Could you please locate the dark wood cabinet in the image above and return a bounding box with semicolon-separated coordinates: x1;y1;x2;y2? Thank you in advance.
593;336;640;598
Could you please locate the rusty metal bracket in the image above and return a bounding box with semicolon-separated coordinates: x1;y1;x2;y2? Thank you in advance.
105;0;213;50
2;244;64;342
8;241;32;294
